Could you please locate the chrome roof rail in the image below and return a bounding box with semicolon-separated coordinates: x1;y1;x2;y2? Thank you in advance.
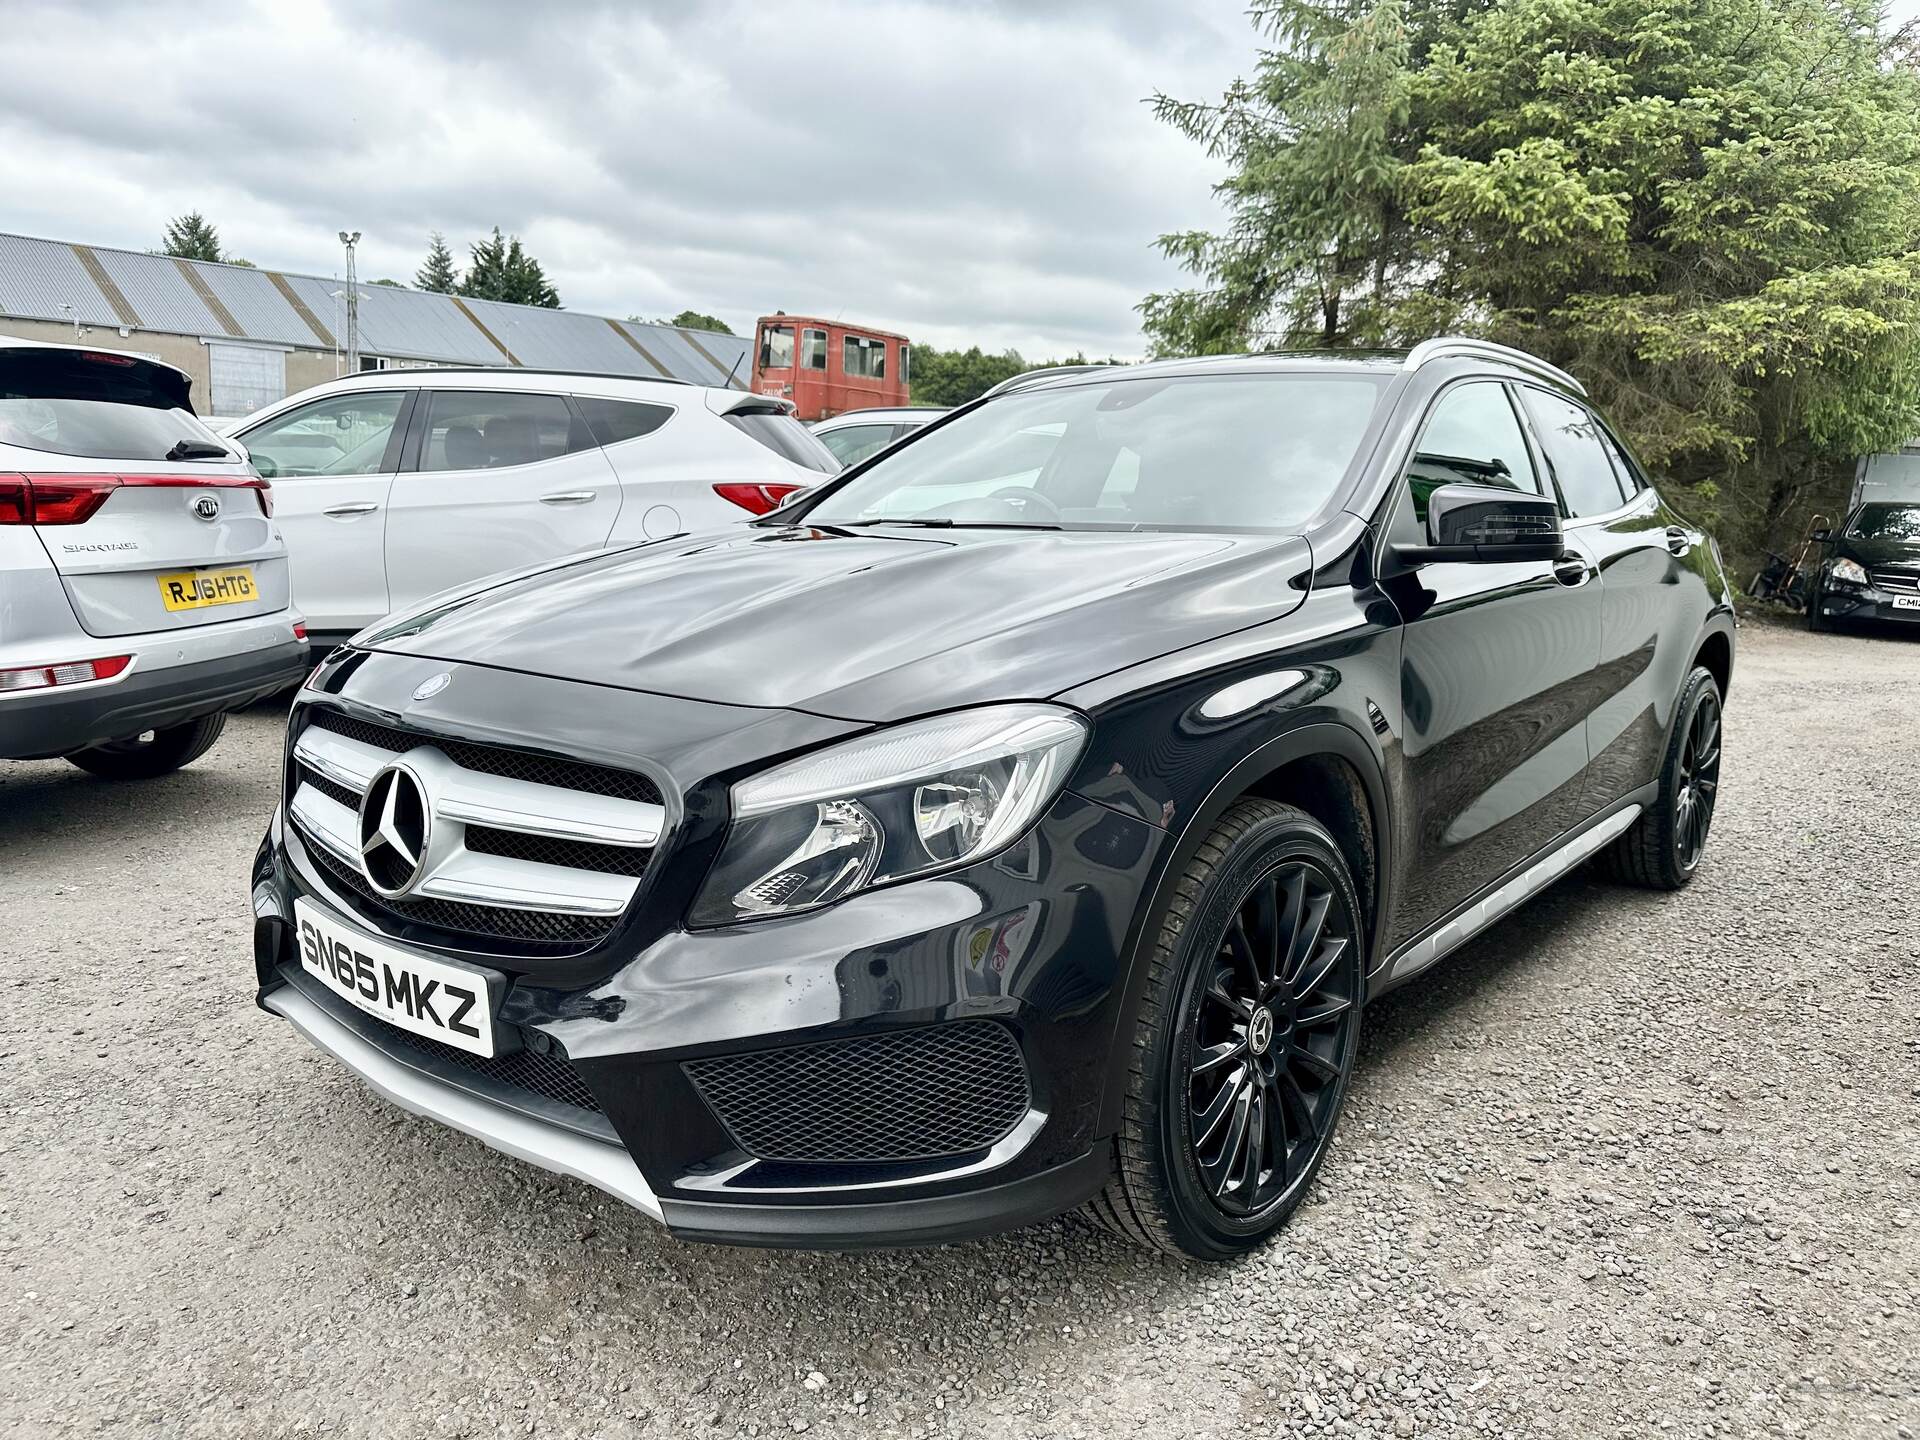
1403;337;1585;395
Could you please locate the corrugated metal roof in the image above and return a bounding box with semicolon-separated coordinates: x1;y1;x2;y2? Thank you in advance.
0;231;751;385
0;233;119;329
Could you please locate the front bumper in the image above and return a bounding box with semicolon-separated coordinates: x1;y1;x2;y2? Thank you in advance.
1;619;308;759
1816;585;1920;625
250;669;1167;1246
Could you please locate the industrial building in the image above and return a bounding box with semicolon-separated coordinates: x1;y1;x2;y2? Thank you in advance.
0;231;752;418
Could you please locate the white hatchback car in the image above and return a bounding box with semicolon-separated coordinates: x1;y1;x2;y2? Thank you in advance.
228;369;839;647
0;338;308;776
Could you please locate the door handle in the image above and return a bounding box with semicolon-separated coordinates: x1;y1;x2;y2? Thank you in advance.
1666;525;1695;557
322;502;380;517
539;490;598;505
1552;553;1591;587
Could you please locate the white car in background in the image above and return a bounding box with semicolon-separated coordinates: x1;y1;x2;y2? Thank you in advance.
0;338;308;776
809;406;948;467
228;369;839;647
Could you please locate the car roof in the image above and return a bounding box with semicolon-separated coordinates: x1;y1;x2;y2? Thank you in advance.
814;407;948;426
313;366;703;396
990;339;1585;399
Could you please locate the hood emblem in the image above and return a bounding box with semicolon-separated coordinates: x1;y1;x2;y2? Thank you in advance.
191;494;221;522
412;672;452;702
358;762;433;898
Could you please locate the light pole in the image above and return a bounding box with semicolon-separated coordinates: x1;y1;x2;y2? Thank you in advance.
338;230;362;372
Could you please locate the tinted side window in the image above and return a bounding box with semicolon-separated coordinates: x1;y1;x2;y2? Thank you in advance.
575;396;672;447
1521;390;1629;516
240;391;405;478
417;391;591;472
1406;382;1540;524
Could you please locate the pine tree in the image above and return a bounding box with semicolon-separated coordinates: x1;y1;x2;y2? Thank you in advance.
416;232;459;293
458;228;560;308
161;212;224;263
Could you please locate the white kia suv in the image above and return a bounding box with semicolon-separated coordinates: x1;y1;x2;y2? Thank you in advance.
228;369;840;647
0;338;308;777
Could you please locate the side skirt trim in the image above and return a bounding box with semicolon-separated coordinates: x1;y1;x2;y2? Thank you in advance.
1383;802;1643;985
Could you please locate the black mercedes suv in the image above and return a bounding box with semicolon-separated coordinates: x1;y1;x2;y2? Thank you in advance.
250;339;1735;1259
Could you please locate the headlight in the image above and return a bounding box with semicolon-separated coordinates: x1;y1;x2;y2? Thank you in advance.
691;704;1089;925
1830;557;1870;587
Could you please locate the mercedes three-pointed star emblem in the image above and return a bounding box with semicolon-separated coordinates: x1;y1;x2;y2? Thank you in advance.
358;761;432;897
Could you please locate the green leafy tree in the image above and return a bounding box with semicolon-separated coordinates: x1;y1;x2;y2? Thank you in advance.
369;278;404;287
416;232;460;293
906;346;1124;406
1146;0;1920;562
459;228;560;308
161;212;223;262
661;309;733;334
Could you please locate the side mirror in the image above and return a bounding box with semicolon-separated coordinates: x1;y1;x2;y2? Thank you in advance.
1809;528;1832;544
1394;483;1565;566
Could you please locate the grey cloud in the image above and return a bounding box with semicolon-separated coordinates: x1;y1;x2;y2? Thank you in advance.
0;0;1253;356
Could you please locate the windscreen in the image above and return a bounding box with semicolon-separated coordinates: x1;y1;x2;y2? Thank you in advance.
0;396;228;460
725;408;841;473
803;372;1386;532
0;349;226;460
1850;503;1920;542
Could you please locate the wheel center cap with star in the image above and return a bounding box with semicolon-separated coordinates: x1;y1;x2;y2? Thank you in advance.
1248;1006;1276;1057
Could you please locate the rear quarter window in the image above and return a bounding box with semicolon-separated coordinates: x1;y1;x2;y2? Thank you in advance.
575;396;673;446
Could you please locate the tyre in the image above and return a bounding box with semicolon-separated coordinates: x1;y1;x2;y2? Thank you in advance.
1088;799;1363;1259
1806;589;1830;632
1595;666;1722;890
66;713;227;780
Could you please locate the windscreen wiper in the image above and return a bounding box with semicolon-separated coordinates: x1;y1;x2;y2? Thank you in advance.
165;439;232;461
840;518;1064;530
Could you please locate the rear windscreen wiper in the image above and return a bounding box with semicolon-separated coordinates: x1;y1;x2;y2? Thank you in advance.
165;439;231;461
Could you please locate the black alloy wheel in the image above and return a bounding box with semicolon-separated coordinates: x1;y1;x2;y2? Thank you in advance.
1187;859;1357;1216
1596;665;1724;890
1673;689;1721;871
1088;799;1365;1259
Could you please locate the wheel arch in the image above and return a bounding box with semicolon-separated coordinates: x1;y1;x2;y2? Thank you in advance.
1094;720;1393;1136
1693;620;1734;700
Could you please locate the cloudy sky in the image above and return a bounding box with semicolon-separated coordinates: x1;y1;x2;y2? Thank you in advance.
0;0;1253;359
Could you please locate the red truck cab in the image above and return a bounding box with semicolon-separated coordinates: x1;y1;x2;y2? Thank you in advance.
752;314;910;421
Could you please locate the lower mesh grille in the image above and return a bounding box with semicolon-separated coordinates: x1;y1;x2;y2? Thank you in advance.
384;1025;602;1115
300;836;619;951
683;1021;1030;1164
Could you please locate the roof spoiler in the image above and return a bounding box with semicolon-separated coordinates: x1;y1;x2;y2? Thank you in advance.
704;389;796;417
0;340;197;412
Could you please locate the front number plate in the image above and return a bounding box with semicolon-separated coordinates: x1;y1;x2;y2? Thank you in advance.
1893;596;1920;611
158;565;258;611
292;898;500;1057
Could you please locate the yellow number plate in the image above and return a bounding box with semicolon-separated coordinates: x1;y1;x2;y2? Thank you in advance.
157;566;259;612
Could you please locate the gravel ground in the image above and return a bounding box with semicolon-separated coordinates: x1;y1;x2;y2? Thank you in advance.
1;618;1915;1440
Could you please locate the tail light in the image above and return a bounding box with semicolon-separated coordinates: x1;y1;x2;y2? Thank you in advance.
293;622;308;642
0;654;132;693
0;473;272;524
713;482;803;516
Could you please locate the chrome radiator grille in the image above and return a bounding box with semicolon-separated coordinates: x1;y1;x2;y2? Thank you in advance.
285;707;664;955
1869;567;1919;594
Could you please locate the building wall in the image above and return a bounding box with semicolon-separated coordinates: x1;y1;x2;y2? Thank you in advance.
0;316;342;417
